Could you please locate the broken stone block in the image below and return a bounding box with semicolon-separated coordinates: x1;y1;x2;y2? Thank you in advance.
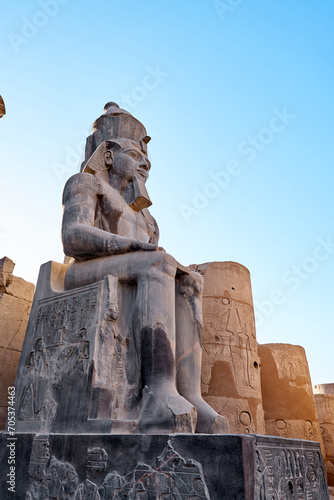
5;275;34;302
196;261;265;434
0;256;15;273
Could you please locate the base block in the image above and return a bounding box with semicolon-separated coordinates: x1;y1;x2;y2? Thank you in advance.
0;432;329;499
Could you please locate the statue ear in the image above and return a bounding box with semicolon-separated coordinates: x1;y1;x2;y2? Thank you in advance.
104;141;121;169
104;140;121;167
104;149;113;167
83;140;119;177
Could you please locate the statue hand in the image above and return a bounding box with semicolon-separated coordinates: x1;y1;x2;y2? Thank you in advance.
130;240;158;252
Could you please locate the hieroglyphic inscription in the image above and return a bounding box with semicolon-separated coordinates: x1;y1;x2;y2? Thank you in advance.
87;447;108;474
35;287;98;348
255;440;329;499
28;434;50;481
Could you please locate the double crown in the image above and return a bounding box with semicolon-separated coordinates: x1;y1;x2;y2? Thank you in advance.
84;102;151;163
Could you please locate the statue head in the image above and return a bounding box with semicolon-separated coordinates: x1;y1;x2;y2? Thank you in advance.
81;103;152;210
104;138;151;184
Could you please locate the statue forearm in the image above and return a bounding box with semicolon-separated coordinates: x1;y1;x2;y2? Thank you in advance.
63;224;157;260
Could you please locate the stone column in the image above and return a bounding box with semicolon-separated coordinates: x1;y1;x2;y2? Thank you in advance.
0;257;34;429
314;384;334;485
259;343;325;455
196;261;265;434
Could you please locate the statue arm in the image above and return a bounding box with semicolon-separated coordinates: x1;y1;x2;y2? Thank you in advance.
149;216;160;246
62;173;158;259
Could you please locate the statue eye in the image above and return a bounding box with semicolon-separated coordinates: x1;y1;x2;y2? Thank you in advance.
128;150;141;160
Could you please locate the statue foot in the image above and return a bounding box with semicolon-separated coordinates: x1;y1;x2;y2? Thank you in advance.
136;387;197;434
137;326;197;433
185;396;230;434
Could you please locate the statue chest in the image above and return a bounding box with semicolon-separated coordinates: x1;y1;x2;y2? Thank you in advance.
95;191;153;241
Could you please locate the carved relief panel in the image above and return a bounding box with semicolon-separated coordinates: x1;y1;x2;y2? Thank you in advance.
26;436;210;499
16;283;100;431
255;438;328;499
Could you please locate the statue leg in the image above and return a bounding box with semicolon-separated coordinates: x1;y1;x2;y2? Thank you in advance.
175;271;230;434
133;253;197;433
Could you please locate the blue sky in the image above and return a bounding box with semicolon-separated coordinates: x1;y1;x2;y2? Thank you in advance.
1;0;333;385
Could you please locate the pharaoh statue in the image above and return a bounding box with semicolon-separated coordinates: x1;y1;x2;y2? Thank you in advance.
4;104;330;500
61;102;229;434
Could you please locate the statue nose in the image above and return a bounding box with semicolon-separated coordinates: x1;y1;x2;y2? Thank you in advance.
139;162;149;171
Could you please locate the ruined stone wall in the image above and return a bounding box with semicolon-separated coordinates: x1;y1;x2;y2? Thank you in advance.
0;257;34;429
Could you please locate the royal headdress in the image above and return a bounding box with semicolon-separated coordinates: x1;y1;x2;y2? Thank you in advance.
83;102;151;166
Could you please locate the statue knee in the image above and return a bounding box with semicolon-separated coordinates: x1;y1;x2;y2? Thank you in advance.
141;251;177;278
190;271;204;292
178;271;204;298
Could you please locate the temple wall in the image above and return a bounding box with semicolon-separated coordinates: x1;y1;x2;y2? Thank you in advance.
0;257;34;429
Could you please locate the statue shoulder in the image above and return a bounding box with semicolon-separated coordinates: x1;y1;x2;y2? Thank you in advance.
63;172;101;192
62;172;104;205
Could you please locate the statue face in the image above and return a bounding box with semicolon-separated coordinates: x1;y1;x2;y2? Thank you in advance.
110;145;151;183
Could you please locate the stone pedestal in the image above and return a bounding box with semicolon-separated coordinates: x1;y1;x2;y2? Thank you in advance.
259;344;325;457
0;257;34;430
314;384;334;486
0;432;329;499
197;261;265;434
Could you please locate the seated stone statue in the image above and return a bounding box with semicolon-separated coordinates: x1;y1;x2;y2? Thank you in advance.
62;102;229;434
